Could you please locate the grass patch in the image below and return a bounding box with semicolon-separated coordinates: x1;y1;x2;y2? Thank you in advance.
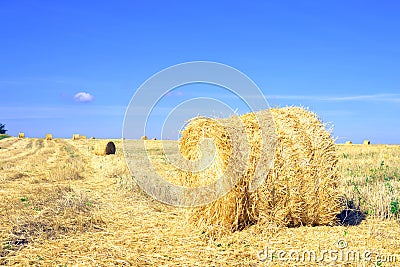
0;134;11;140
338;145;400;220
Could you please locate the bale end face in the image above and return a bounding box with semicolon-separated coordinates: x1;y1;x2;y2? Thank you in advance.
105;141;116;155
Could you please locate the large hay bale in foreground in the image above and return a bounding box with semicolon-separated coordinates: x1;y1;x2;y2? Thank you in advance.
18;132;25;139
177;107;341;233
72;134;80;140
363;140;371;145
45;134;53;140
94;141;116;156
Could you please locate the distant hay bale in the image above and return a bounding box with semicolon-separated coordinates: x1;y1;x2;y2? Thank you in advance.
151;138;157;140
94;141;116;156
80;135;87;140
177;107;341;233
45;134;53;140
18;132;25;139
90;137;95;140
345;141;353;145
72;134;80;140
141;135;148;140
363;140;371;145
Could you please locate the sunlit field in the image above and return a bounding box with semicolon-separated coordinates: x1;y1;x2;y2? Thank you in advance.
1;138;399;266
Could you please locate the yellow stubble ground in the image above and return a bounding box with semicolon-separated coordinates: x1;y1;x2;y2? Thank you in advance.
0;138;399;266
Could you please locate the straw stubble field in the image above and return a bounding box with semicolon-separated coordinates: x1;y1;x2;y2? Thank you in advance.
0;137;399;266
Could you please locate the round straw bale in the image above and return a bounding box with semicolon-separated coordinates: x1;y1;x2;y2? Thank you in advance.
151;137;157;140
177;107;341;233
258;107;340;227
18;132;25;139
141;135;148;140
80;135;87;140
45;134;53;140
363;140;370;145
94;141;116;156
345;141;353;145
72;134;80;140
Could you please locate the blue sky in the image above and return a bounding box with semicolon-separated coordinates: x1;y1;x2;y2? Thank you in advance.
1;1;399;143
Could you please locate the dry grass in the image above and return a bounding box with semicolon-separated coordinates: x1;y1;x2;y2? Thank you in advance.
0;137;399;266
2;185;102;257
338;144;400;220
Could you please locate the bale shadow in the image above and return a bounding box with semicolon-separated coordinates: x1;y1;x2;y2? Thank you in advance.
336;199;366;226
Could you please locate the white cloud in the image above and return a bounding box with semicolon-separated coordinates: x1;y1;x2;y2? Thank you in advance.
74;92;94;103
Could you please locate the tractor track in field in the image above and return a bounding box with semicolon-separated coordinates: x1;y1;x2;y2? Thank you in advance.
0;138;44;164
0;138;90;183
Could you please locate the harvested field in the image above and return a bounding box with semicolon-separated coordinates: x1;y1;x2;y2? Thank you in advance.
0;137;399;266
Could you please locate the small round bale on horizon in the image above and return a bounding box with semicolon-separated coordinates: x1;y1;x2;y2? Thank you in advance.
106;141;116;154
94;141;116;155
